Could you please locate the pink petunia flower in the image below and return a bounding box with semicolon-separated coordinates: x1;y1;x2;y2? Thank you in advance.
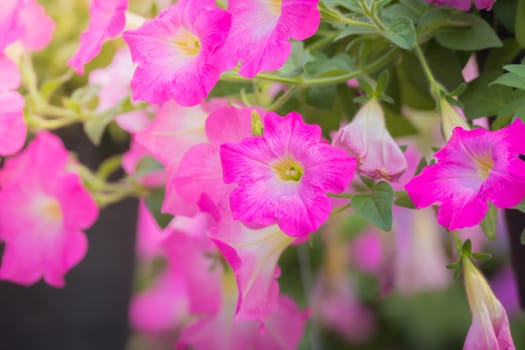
68;0;128;74
177;272;306;350
221;0;320;78
221;111;355;237
463;257;515;350
426;0;496;11
123;0;231;106
332;97;407;181
405;120;525;230
0;55;26;156
0;0;55;52
0;132;98;287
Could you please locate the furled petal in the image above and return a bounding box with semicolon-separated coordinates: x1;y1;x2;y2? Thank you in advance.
211;216;294;321
68;0;128;74
332;98;407;181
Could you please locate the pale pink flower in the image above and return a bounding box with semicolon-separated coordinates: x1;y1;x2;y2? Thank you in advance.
405;120;525;230
221;0;320;77
311;274;375;341
0;132;98;287
426;0;496;11
177;272;306;350
350;230;383;274
333;97;407;181
68;0;128;74
463;257;515;350
211;214;295;321
123;0;231;105
172;106;260;214
393;206;451;293
221;111;355;237
0;0;55;52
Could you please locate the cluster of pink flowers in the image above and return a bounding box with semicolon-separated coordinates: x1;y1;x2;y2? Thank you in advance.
0;0;55;155
0;132;98;286
1;0;523;349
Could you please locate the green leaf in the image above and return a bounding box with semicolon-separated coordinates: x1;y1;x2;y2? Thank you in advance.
144;188;173;229
435;13;502;51
492;65;525;90
516;0;525;47
40;69;74;100
394;190;415;209
417;7;470;41
352;181;394;231
304;53;357;78
277;41;313;77
83;111;116;145
471;252;492;261
385;17;416;49
459;72;515;119
485;39;522;72
480;203;497;240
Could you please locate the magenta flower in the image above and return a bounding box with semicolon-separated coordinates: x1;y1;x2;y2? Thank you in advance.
426;0;496;10
463;257;515;350
0;55;26;156
68;0;128;74
0;132;98;287
405;120;525;230
221;111;355;237
221;0;320;77
0;0;55;52
123;0;231;106
332;97;407;181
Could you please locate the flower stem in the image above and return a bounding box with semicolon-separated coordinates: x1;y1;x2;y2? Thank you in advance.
413;43;446;104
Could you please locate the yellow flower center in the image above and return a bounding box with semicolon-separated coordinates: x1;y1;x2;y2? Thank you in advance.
265;0;282;15
43;199;63;220
272;157;303;181
473;155;494;180
173;29;201;56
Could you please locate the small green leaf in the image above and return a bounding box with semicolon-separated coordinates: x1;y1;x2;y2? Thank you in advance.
40;69;74;100
461;239;472;255
352;181;394;231
480;203;497;240
515;0;525;47
435;13;502;51
459;72;515;120
394;190;415;209
471;252;493;261
492;73;525;90
83;111;116;145
144;188;173;229
520;229;525;245
385;17;416;49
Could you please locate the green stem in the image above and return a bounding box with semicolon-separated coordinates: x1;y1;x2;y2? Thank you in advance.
413;43;446;104
267;86;299;111
331;203;352;216
328;192;352;199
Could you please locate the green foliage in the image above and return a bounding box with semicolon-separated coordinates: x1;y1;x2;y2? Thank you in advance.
435;13;502;50
352;181;394;231
144;188;173;229
480;203;497;240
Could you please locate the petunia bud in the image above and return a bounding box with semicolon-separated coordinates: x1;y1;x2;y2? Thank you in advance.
332;97;407;181
440;98;469;141
463;257;516;350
